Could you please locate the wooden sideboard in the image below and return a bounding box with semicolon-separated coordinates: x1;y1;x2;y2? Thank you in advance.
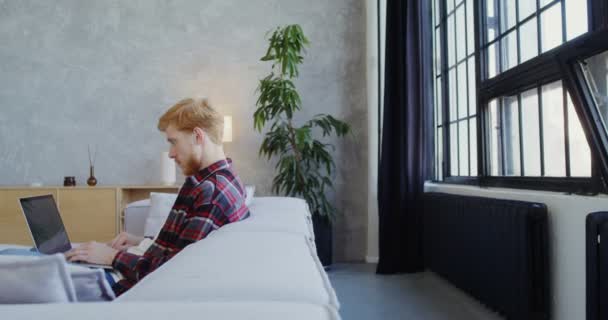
0;185;179;245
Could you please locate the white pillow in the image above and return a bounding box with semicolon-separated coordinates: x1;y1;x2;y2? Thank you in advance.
0;254;76;304
245;185;255;207
66;264;115;301
124;199;151;237
144;193;178;238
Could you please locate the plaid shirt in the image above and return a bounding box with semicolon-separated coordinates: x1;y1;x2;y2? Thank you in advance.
111;158;250;296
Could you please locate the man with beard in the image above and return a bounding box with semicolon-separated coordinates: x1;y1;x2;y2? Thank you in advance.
65;98;250;296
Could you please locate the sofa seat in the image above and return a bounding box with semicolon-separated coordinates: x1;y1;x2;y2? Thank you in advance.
0;301;340;320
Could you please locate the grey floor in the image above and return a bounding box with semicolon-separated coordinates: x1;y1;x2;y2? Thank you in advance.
327;264;504;320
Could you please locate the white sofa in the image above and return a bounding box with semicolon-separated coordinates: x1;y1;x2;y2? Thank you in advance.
0;197;341;320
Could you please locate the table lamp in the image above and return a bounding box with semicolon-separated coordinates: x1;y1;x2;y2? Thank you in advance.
223;116;233;143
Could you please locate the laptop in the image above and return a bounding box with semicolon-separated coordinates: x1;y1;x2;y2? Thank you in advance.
19;194;113;269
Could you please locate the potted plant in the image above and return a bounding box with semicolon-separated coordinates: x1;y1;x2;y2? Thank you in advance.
253;25;350;267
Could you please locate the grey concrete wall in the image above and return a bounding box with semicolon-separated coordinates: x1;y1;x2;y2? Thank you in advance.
0;0;367;261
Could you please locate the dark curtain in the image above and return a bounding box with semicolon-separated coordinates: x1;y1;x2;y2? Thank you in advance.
377;0;433;274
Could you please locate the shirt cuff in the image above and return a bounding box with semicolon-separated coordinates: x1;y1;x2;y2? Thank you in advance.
112;251;141;278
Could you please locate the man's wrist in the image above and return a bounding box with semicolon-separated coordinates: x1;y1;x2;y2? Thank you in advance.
108;248;120;265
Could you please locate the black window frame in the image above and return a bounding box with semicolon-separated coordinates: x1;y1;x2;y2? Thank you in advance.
433;0;608;195
434;0;478;180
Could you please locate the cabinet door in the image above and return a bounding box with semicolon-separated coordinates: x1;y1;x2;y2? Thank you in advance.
57;189;116;243
0;189;58;245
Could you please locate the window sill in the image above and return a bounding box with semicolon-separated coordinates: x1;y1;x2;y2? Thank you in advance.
433;176;603;196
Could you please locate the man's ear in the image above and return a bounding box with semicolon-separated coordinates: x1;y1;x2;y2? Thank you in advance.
192;127;205;145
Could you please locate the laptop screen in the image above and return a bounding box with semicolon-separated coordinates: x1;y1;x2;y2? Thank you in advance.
20;195;72;254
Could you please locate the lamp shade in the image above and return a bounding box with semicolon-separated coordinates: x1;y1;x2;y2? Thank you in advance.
160;151;176;185
223;116;233;143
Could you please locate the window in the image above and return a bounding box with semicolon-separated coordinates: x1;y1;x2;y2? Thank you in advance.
487;81;591;177
581;50;608;134
484;0;588;78
432;0;607;193
433;0;477;179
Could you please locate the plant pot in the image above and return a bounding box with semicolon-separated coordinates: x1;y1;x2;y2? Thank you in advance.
312;213;332;268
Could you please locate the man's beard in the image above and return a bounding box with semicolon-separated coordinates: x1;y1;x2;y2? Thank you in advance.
181;153;203;176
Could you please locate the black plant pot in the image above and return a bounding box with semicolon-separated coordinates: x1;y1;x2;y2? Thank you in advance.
312;214;333;268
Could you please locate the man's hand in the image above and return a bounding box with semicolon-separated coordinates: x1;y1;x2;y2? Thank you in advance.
108;232;144;250
65;242;119;265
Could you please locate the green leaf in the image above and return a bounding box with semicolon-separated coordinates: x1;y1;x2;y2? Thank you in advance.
254;24;348;223
295;126;312;149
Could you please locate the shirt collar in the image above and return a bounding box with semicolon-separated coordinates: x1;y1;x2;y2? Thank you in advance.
188;158;232;184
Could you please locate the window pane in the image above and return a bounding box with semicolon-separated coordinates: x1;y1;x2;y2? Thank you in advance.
436;76;443;125
434;0;440;27
501;31;518;72
456;5;466;62
458;63;468;118
500;0;517;33
521;88;541;176
565;0;587;40
541;3;563;53
435;28;442;75
489;100;501;175
459;121;469;175
451;123;459;175
448;14;456;67
469;117;478;175
581;51;608;137
486;0;497;43
466;0;475;56
468;57;476;115
502;95;521;176
449;68;458;121
567;93;591;177
488;43;498;79
518;0;536;21
540;0;553;8
520;17;538;63
437;127;444;179
541;81;566;177
447;0;454;13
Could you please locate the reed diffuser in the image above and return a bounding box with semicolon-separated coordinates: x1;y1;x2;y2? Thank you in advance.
87;145;98;186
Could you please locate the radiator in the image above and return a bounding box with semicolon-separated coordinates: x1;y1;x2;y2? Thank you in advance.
586;211;608;320
423;192;549;320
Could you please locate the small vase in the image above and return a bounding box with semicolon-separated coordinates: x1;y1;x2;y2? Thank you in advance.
87;166;98;186
63;176;76;187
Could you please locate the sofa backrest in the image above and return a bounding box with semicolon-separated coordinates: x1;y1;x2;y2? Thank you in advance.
117;230;339;310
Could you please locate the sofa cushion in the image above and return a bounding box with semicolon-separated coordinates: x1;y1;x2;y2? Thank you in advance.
250;197;312;217
245;185;255;206
124;199;151;237
0;254;76;303
232;196;314;237
144;193;178;238
219;203;313;237
0;301;341;320
118;231;339;310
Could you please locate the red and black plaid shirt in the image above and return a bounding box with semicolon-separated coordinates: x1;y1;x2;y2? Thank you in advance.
111;158;250;296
